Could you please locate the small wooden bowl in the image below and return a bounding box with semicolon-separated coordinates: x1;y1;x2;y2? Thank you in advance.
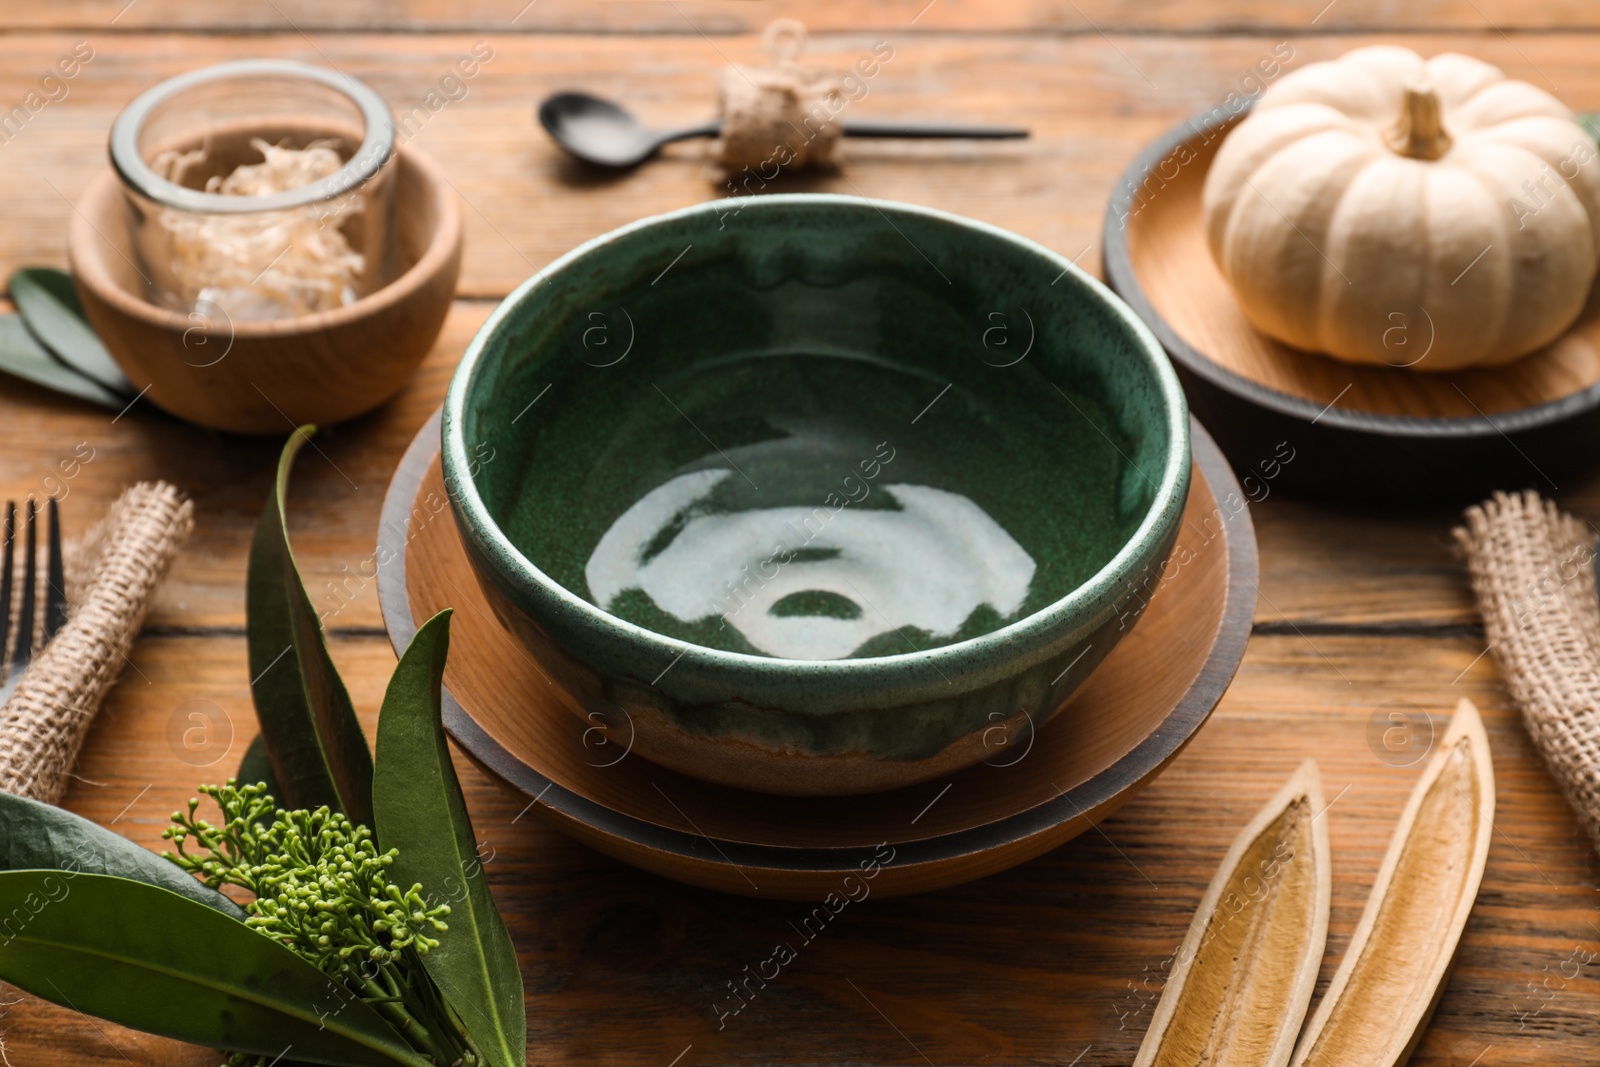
377;411;1257;899
1103;110;1600;502
68;145;461;435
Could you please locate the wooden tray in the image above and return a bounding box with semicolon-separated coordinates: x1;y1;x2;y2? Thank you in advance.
377;411;1256;900
1103;110;1600;502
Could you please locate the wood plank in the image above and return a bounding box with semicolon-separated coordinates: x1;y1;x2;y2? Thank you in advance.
6;1;1600;35
1;631;1595;1065
1252;500;1480;628
2;33;1600;301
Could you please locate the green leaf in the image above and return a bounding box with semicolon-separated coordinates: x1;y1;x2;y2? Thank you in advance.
236;733;288;830
0;792;244;920
0;314;123;409
247;426;375;829
375;610;526;1067
0;871;426;1067
237;732;286;800
9;267;137;398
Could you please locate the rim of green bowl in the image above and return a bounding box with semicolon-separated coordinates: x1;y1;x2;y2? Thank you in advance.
442;193;1190;688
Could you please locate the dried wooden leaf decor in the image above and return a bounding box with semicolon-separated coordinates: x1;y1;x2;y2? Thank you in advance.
1134;760;1332;1067
1289;699;1495;1067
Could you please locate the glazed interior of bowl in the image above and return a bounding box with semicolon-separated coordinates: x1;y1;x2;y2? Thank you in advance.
455;194;1184;665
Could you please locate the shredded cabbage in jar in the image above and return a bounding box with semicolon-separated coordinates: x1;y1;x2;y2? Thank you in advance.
149;138;366;321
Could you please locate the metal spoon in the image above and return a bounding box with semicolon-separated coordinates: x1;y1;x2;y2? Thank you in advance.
538;91;1029;169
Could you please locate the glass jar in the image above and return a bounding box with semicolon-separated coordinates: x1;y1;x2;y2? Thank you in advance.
109;59;397;322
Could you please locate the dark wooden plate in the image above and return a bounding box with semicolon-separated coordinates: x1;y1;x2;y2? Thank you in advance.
1103;110;1600;502
377;411;1256;900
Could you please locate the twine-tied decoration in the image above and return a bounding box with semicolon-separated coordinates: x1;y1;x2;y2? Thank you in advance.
1456;490;1600;854
716;19;844;171
0;481;193;804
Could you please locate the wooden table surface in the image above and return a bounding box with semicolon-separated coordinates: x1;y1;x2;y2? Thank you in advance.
3;3;1600;1064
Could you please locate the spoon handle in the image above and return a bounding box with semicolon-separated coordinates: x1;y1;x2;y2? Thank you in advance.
840;120;1029;139
658;121;722;145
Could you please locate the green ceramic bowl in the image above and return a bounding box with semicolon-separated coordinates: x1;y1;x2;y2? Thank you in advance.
443;194;1189;796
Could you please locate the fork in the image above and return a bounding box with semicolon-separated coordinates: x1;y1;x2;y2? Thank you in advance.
0;499;67;704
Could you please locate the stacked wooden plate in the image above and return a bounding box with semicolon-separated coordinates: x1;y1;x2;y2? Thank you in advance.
1104;111;1600;501
377;412;1257;900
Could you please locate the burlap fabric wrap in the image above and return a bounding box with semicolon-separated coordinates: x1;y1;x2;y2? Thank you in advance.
716;20;843;170
1456;490;1600;853
0;482;192;804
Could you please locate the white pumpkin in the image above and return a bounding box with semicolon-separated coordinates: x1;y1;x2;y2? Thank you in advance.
1203;46;1600;371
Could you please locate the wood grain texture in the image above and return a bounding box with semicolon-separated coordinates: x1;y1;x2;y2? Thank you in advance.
5;1;1600;34
0;13;1596;1066
1;632;1596;1066
3;33;1600;301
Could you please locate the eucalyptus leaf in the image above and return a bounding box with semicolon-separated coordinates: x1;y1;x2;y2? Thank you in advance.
247;425;375;829
10;267;137;398
375;610;526;1067
0;792;243;919
0;871;427;1067
0;314;123;409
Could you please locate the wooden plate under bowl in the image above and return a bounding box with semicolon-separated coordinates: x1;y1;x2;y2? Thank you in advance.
1103;110;1600;502
377;411;1256;900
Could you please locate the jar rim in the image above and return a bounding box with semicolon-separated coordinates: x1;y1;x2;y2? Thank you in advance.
109;59;395;215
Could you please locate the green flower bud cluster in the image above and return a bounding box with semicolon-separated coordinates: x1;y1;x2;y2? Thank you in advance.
164;782;477;1066
161;780;278;893
164;781;450;983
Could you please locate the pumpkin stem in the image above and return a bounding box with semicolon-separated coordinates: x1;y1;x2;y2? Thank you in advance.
1390;83;1452;161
